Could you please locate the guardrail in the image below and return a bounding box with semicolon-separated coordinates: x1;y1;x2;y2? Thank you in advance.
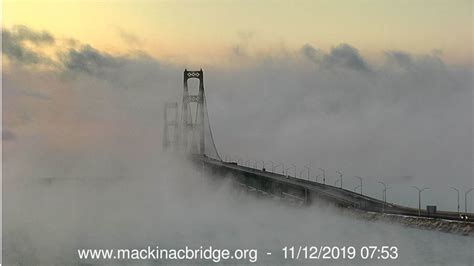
194;155;473;223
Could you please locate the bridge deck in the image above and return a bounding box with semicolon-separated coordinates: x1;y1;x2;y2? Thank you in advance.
197;156;473;222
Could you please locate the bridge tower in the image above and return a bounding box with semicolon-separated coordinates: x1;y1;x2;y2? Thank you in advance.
162;102;179;150
181;69;205;155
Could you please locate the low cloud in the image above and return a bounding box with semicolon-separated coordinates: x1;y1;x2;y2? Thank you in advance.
324;43;370;72
385;50;413;68
301;43;370;72
5;25;55;44
60;44;124;77
301;43;321;63
2;25;55;66
3;25;157;81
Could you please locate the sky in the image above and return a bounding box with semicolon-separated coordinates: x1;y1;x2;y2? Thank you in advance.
3;0;473;66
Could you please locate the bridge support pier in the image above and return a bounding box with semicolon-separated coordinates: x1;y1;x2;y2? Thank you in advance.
181;69;205;155
163;102;179;150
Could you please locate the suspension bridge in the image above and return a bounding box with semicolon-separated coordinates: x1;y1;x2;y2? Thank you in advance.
163;69;473;226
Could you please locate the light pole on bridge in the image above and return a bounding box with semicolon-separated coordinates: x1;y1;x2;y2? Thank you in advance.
354;176;363;195
336;171;343;189
450;187;460;215
465;188;474;214
304;165;311;181
318;168;326;184
412;186;430;217
378;181;389;213
285;164;296;177
384;187;391;204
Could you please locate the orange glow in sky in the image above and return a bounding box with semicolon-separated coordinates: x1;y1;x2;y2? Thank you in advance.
3;0;473;65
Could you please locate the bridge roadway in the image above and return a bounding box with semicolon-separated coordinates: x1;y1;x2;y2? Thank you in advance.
195;155;472;222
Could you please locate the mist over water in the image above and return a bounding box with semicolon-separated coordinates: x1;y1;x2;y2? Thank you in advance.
3;147;473;265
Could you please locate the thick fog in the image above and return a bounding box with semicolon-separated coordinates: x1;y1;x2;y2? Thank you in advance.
4;149;473;265
2;25;473;265
206;50;473;211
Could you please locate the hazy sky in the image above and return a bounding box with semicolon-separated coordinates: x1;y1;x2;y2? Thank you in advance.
4;0;473;66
